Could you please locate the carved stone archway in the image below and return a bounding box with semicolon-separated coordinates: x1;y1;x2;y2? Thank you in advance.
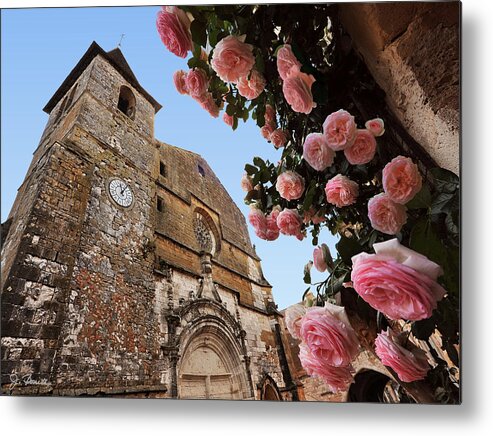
177;299;253;400
259;374;282;401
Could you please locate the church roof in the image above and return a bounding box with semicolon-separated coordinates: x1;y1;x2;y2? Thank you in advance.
43;41;162;114
156;140;261;263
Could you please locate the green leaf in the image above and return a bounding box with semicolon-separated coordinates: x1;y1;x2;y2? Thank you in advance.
445;210;459;243
444;340;459;366
412;318;436;340
368;231;378;248
302;181;317;211
244;189;261;202
336;236;361;265
244;164;258;175
409;217;446;266
255;51;265;73
208;28;219;47
253;156;266;168
241;109;249;122
431;192;458;215
406;185;432;209
430;168;459;194
192;42;202;59
259;168;271;183
232;116;239;131
226;104;236;116
190;19;207;47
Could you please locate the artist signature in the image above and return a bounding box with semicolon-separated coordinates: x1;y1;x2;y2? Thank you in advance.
9;372;51;391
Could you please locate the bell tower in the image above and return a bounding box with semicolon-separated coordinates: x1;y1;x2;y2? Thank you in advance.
1;42;163;394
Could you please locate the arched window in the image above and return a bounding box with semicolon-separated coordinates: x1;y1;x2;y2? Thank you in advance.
117;85;136;119
193;208;221;256
259;375;282;401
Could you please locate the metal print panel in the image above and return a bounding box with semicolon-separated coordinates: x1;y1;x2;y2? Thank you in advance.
1;2;460;403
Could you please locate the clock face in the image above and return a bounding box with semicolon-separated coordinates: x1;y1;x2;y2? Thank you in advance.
108;178;133;208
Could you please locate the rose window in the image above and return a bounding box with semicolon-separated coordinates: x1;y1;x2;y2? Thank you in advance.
194;214;217;255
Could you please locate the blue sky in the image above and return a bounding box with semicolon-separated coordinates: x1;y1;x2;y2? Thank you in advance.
1;6;338;309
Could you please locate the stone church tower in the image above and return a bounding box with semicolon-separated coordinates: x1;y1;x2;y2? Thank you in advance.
1;42;296;400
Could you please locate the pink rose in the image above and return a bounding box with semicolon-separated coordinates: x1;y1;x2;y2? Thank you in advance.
156;6;192;58
185;68;209;98
299;304;359;367
313;244;331;272
276;171;305;201
285;304;306;339
276;209;302;236
240;173;253;192
265;104;276;124
325;175;359;207
303;207;326;225
351;238;446;320
382;156;423;204
173;70;188;95
248;208;267;237
344;129;377;165
368;193;407;235
270;128;287;149
276;44;302;81
294;230;306;241
223;113;234;127
375;328;430;382
211;35;255;83
299;344;354;393
365;118;385;137
237;69;266;100
323;109;357;151
264;211;280;241
282;70;316;114
303;133;335;171
261;124;275;141
197;93;220;118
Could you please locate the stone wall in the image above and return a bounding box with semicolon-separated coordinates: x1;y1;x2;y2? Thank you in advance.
338;1;460;174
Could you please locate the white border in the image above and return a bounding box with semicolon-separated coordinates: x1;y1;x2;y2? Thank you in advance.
2;0;493;434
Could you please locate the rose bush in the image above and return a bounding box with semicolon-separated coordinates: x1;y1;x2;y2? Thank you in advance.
157;4;460;402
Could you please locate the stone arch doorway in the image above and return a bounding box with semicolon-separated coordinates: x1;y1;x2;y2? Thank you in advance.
178;319;252;400
348;369;415;403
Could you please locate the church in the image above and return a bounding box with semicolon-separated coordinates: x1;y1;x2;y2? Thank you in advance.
0;42;297;400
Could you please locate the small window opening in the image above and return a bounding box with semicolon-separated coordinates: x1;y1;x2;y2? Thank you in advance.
117;85;136;119
65;83;78;110
159;161;166;177
54;96;68;123
198;164;205;177
157;197;164;212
